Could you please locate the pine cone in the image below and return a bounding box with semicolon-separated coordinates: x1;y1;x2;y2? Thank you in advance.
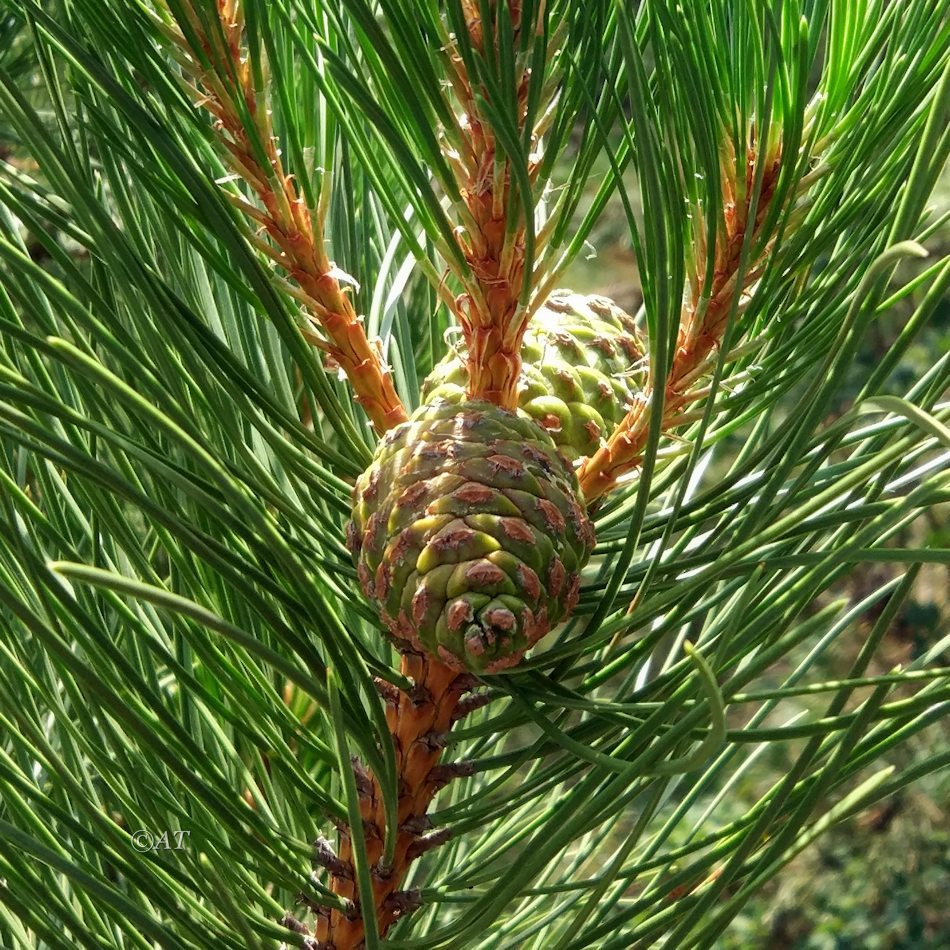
347;400;596;673
423;291;644;462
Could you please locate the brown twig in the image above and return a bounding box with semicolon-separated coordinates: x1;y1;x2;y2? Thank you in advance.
312;652;480;948
160;0;407;433
579;143;784;501
444;2;557;409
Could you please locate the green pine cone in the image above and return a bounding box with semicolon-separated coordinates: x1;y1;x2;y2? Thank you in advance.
347;399;596;674
422;290;644;462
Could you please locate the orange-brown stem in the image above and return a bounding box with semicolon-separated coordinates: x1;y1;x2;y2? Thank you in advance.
447;7;537;410
167;2;407;434
456;145;528;409
579;148;783;500
464;322;523;408
313;653;475;948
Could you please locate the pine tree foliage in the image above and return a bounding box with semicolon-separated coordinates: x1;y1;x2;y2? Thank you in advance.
0;0;947;947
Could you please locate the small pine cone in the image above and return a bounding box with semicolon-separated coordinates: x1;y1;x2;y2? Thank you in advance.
348;400;595;673
423;290;644;462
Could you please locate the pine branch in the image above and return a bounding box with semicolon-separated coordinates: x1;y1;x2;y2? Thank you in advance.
150;9;531;940
438;1;562;409
156;0;407;433
579;138;785;501
311;653;476;947
1;2;947;947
